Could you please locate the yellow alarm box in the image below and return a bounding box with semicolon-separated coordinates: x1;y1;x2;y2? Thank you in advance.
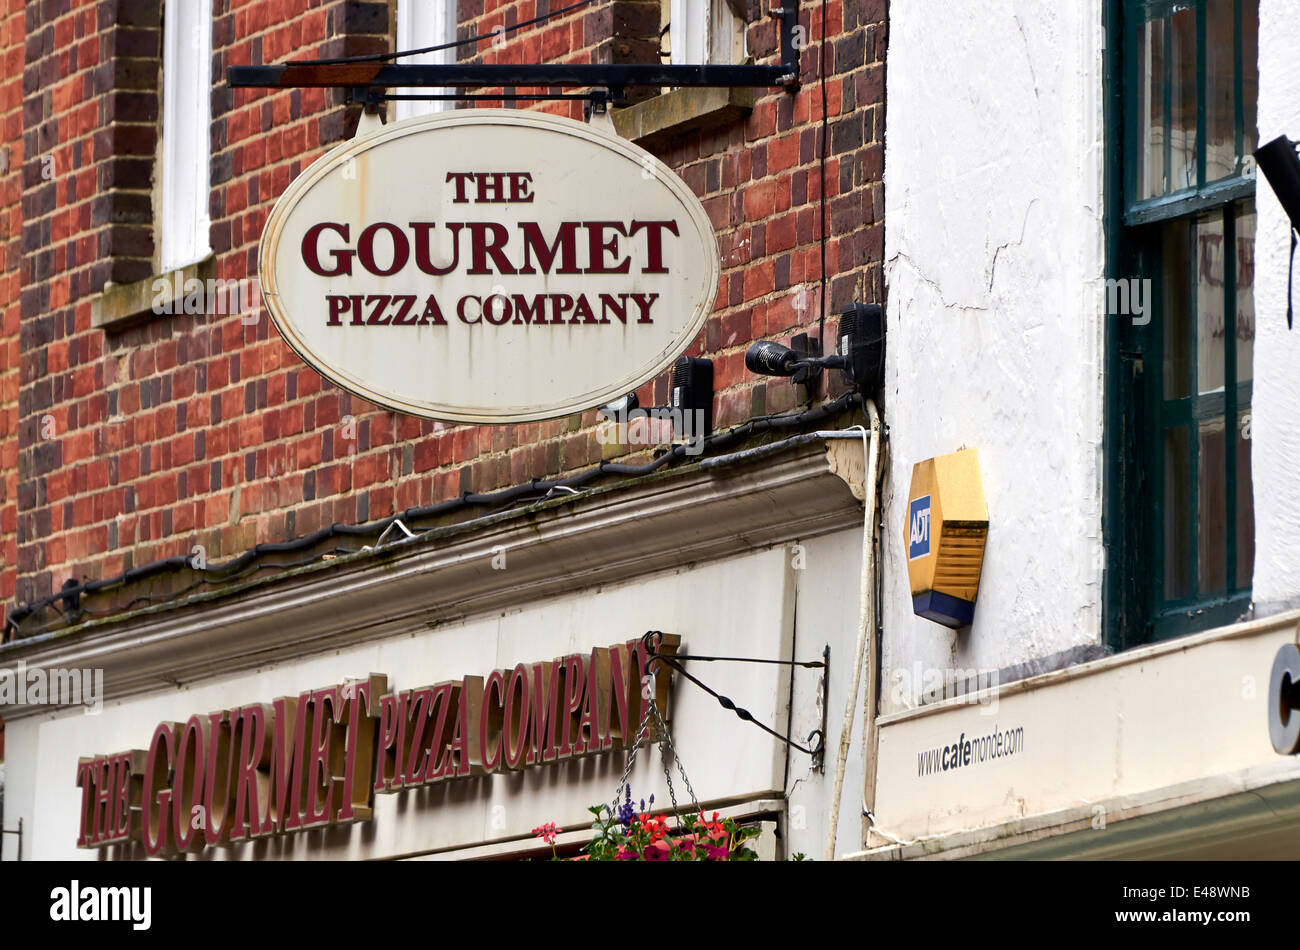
905;448;988;628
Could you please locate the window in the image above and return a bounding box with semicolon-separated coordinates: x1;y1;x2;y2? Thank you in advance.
666;0;744;66
159;0;213;272
394;0;457;121
1106;0;1258;646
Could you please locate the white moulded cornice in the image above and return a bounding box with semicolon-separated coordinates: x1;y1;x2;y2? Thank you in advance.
0;436;864;718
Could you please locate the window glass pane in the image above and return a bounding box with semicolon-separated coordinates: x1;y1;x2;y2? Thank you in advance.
1205;0;1236;182
1161;218;1193;400
1169;6;1197;192
395;0;455;120
1195;208;1226;397
1136;17;1167;200
1197;416;1228;595
670;0;708;65
1242;0;1258;158
1236;202;1255;383
1236;408;1255;589
161;0;213;272
1164;425;1193;601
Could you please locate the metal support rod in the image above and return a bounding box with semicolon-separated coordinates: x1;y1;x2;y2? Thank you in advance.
641;631;825;764
376;92;612;102
775;0;801;83
227;2;800;97
663;653;827;669
230;62;798;92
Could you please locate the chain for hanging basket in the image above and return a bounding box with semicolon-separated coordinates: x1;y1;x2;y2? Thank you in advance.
610;636;701;831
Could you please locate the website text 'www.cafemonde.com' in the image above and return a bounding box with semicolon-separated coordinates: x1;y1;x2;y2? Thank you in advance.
916;725;1024;777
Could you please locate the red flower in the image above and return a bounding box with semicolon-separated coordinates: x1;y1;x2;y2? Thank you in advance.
531;822;560;845
637;813;669;842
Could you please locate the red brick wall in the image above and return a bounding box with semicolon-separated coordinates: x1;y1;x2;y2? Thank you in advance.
1;0;25;627
3;0;884;632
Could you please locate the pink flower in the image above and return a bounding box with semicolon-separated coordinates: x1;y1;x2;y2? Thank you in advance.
531;822;560;845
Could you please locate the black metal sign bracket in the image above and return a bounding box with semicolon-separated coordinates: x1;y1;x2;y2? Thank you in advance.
226;3;801;102
641;631;829;770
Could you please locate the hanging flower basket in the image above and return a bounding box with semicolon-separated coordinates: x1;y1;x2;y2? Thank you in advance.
532;785;761;861
526;631;805;861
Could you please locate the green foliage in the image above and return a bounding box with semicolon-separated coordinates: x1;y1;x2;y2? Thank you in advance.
534;797;764;861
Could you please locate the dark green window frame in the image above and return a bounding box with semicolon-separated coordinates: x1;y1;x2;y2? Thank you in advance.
1104;0;1258;650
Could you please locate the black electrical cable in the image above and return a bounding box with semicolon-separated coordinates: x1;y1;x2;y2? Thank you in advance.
5;394;863;639
290;0;598;66
818;0;829;347
1288;228;1296;330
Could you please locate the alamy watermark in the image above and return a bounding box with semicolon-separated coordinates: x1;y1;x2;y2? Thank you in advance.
596;407;708;456
151;274;261;323
0;661;104;714
889;661;1000;715
1106;277;1152;325
50;881;150;930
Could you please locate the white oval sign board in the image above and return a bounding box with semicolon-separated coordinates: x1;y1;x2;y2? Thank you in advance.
259;109;720;424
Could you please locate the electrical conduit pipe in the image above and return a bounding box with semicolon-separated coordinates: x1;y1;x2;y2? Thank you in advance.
817;400;881;861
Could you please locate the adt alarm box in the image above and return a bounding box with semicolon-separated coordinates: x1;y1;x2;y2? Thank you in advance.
905;448;988;628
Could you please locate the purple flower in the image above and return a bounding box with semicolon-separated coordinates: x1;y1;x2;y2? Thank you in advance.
616;785;637;827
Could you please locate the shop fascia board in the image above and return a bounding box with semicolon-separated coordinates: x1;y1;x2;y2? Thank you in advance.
847;607;1300;861
844;760;1300;861
0;437;863;718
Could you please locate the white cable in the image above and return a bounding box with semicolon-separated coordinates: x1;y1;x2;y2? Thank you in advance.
824;403;880;861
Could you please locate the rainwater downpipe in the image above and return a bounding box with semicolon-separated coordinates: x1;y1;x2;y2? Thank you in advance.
814;400;881;861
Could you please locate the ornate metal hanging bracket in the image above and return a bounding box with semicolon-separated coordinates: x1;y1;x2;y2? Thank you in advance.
226;3;802;106
641;630;829;770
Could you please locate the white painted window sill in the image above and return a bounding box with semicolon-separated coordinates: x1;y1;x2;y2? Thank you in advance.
90;252;217;332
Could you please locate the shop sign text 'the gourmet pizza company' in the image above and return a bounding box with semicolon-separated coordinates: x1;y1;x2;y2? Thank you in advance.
258;110;721;424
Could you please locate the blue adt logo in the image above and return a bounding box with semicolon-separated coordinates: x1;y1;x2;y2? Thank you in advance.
908;495;931;561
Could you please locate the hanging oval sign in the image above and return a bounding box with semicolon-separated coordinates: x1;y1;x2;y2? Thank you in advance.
258;109;720;424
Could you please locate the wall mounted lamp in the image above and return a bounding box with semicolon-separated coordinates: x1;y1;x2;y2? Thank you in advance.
744;303;885;391
1257;135;1300;234
598;356;714;439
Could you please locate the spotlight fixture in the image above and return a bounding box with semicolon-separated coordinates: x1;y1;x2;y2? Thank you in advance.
744;303;886;391
1257;135;1300;234
670;356;714;438
597;356;714;439
837;303;885;391
597;392;639;420
745;340;802;377
1256;135;1300;329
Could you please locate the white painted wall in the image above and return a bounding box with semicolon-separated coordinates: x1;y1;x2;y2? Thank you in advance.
881;0;1107;710
1251;0;1300;616
3;532;869;860
786;528;868;859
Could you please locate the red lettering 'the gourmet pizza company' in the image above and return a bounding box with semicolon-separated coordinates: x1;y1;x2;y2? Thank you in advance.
302;171;680;329
74;634;679;855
